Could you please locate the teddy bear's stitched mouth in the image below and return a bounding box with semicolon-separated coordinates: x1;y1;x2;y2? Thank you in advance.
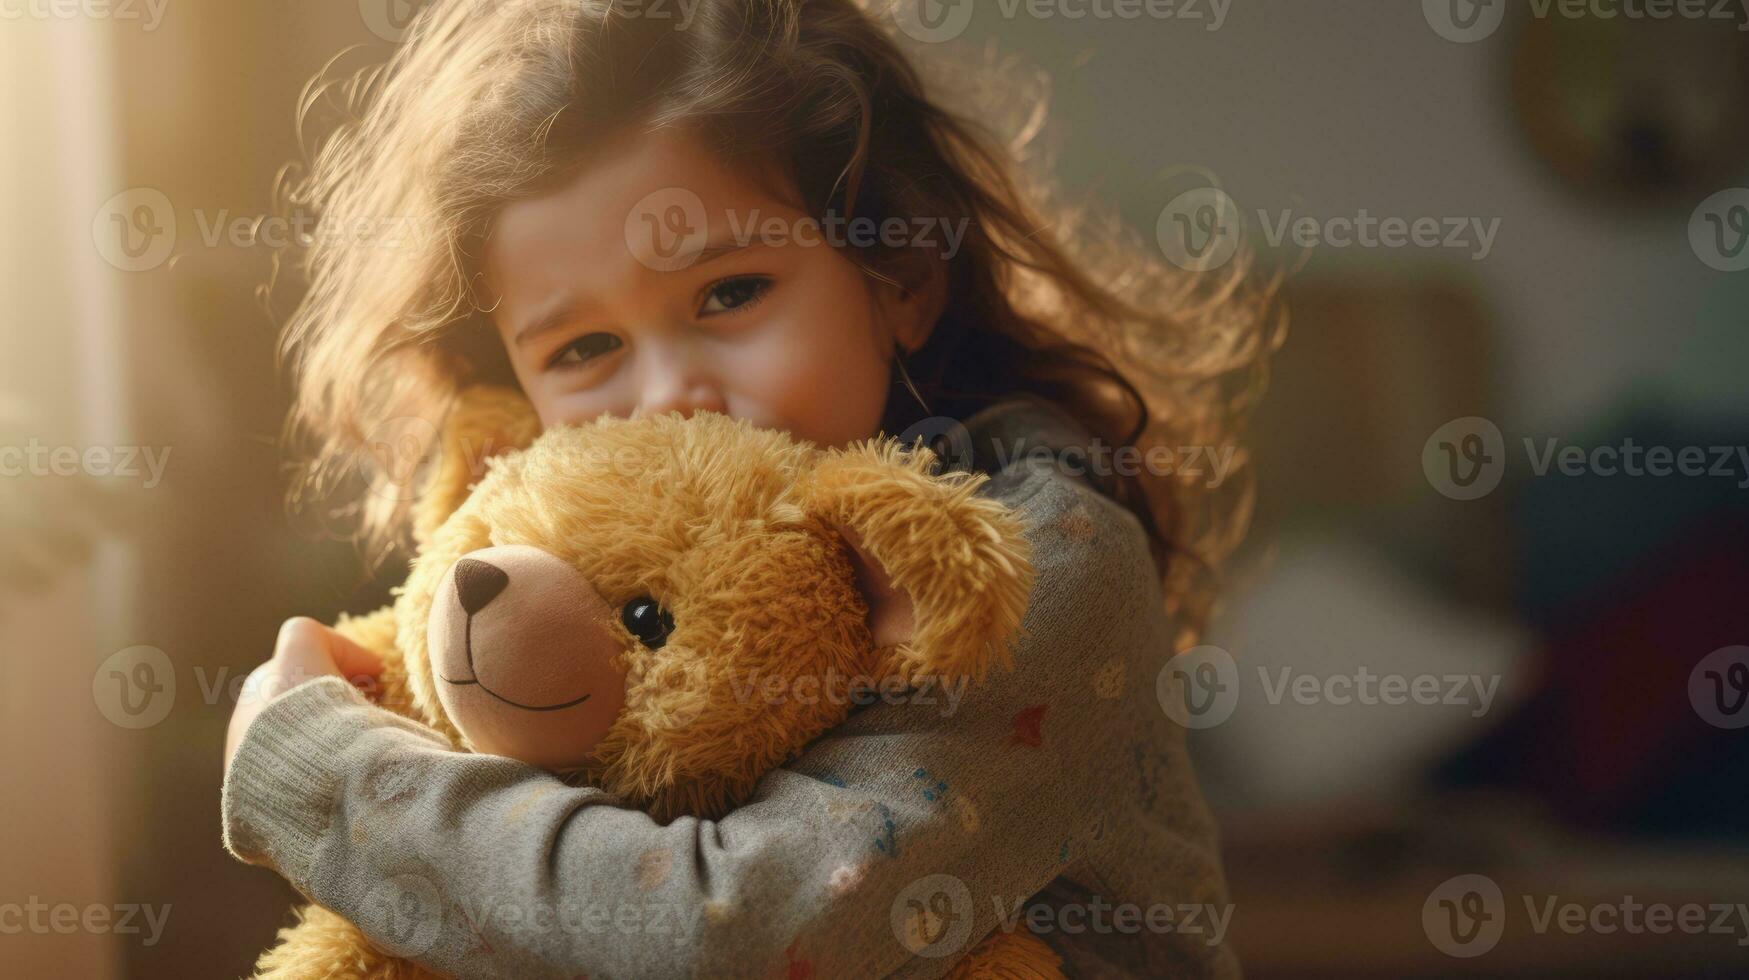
440;608;594;713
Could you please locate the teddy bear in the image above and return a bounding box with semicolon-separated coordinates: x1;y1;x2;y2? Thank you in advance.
250;386;1065;979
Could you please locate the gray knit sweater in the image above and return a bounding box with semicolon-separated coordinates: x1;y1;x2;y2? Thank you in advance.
222;397;1239;979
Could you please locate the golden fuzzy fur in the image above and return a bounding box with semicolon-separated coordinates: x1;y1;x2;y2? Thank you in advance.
255;387;1057;978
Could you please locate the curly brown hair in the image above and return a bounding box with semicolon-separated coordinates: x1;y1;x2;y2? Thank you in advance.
270;0;1284;643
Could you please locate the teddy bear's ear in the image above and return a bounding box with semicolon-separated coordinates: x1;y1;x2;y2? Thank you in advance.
410;386;542;545
798;439;1034;686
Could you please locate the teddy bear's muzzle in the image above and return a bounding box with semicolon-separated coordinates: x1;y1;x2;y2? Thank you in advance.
427;544;628;771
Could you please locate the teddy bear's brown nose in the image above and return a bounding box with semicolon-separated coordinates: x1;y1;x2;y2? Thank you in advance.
455;557;510;615
429;543;629;773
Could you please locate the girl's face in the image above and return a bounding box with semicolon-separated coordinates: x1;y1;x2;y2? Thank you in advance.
483;127;940;448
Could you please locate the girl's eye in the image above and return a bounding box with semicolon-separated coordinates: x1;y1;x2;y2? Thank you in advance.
549;332;622;370
697;275;772;317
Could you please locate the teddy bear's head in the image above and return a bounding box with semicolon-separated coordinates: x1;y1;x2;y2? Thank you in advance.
390;388;1032;821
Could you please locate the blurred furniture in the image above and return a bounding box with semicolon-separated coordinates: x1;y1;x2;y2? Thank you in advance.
1511;14;1749;202
1248;276;1511;609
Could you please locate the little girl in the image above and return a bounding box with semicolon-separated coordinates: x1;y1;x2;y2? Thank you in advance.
223;1;1278;976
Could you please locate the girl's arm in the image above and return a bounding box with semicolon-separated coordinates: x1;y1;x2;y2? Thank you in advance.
224;443;1233;979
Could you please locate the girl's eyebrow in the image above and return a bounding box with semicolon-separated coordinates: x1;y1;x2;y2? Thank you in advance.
510;301;601;350
514;239;758;347
515;305;588;348
681;238;756;267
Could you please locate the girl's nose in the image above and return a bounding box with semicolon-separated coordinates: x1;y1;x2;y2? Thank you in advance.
635;349;728;420
639;383;727;420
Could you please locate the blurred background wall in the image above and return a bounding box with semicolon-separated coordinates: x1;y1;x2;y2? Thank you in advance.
2;1;1745;976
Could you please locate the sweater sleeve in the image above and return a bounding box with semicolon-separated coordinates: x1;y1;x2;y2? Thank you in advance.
222;444;1205;979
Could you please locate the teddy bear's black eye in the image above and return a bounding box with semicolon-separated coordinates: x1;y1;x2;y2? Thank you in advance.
621;597;675;649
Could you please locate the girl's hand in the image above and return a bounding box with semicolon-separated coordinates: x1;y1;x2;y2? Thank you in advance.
223;617;384;772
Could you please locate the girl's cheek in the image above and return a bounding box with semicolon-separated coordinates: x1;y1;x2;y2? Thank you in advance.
526;367;627;429
734;307;889;446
